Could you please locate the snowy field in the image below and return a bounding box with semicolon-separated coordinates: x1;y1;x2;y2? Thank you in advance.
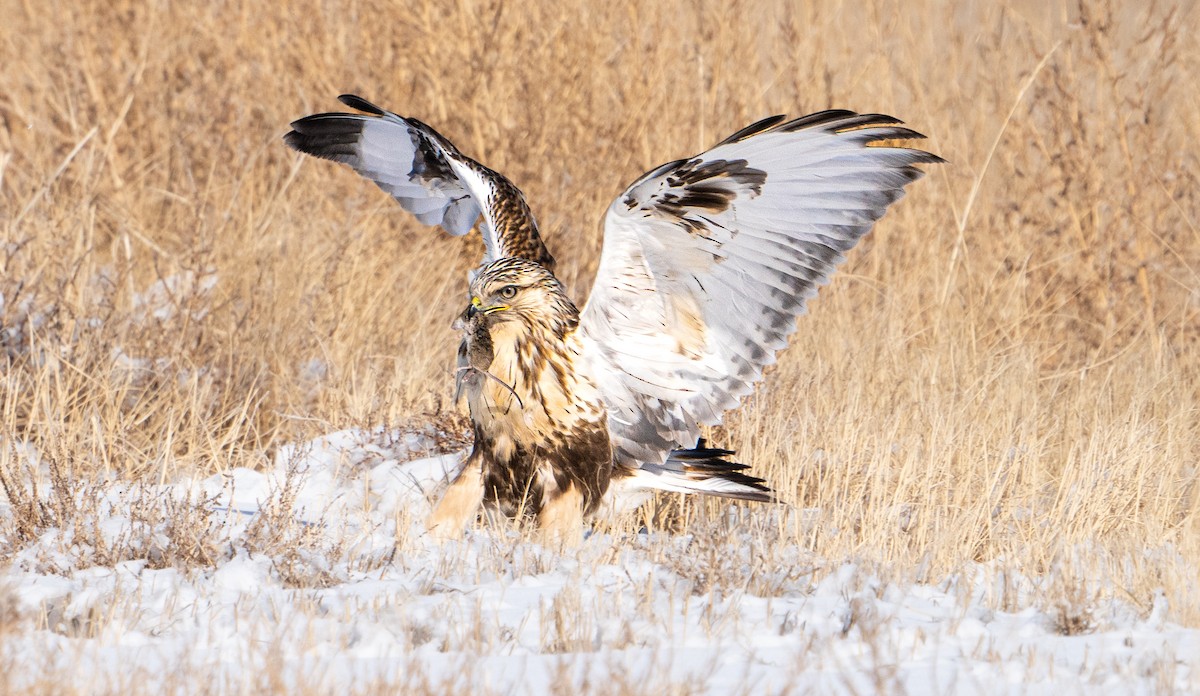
1;427;1195;695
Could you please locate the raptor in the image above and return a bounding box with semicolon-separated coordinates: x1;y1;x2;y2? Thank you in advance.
285;95;940;541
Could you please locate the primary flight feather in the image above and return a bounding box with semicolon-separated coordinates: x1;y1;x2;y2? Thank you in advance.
285;95;941;540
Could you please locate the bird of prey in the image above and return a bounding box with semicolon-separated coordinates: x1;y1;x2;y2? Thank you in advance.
285;95;940;541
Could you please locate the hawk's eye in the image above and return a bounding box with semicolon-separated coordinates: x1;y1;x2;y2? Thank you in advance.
498;285;518;300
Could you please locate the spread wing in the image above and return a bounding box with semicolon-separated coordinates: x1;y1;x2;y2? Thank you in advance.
579;111;942;468
284;95;553;269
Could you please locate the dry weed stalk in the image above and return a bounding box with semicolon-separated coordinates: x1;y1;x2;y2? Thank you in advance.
0;8;1194;690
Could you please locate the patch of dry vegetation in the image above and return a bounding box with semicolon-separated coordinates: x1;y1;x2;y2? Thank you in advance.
1;0;1198;687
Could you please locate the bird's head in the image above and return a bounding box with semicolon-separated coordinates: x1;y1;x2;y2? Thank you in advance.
459;257;579;338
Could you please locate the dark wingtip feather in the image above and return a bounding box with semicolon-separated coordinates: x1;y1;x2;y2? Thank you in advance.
827;113;905;132
287;113;366;137
282;130;303;152
672;438;735;460
717;115;787;146
780;109;860;131
283;113;366;159
667;440;776;503
698;478;776;504
338;94;386;116
757;109;943;165
849;122;947;166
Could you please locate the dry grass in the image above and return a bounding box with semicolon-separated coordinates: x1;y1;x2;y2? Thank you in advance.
1;0;1199;686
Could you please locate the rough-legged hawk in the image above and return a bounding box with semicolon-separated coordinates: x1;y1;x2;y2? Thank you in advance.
285;95;940;541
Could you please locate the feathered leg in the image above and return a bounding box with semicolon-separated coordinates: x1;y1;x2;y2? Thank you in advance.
537;483;584;547
427;455;484;539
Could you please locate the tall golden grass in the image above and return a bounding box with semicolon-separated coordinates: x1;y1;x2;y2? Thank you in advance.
2;0;1198;627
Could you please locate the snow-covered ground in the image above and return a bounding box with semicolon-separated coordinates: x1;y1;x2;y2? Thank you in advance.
1;428;1196;694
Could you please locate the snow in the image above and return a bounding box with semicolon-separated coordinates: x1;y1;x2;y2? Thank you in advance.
1;428;1197;694
131;270;219;323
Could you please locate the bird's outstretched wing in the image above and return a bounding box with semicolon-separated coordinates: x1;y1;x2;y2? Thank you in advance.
285;95;553;269
579;111;942;469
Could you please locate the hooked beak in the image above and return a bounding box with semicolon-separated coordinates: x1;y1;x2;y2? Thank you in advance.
455;296;508;329
468;296;509;318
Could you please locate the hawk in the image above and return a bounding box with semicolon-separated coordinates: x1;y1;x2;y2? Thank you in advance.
285;95;940;541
